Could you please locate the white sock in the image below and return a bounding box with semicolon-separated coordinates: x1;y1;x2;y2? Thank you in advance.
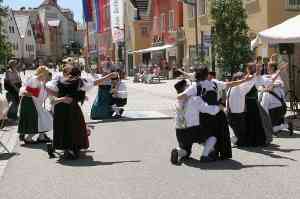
38;133;46;139
176;147;187;159
202;136;217;157
25;134;35;141
112;105;120;115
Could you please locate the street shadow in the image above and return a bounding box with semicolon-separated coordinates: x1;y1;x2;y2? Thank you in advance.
183;158;287;170
237;144;299;161
276;131;300;138
57;155;141;167
21;143;48;153
0;152;20;161
87;117;173;124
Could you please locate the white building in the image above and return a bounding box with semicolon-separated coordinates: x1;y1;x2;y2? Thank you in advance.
2;9;22;59
15;15;37;63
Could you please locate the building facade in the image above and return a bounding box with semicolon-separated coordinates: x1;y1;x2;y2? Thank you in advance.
14;0;79;63
150;0;184;67
15;15;37;63
124;0;152;74
183;0;300;66
3;9;22;59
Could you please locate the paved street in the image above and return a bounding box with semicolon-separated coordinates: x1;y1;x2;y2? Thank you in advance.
0;76;300;199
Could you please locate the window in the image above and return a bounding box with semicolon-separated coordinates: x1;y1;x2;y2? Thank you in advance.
286;0;300;9
188;5;195;19
27;30;32;36
105;5;110;28
198;0;207;16
168;10;175;31
160;14;166;32
12;27;14;33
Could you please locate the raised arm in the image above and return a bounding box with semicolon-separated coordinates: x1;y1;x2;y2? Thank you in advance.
94;72;118;85
176;69;194;79
223;74;253;88
271;63;288;83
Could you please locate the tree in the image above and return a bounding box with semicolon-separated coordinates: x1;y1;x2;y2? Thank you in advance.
64;40;82;56
211;0;253;76
0;0;12;64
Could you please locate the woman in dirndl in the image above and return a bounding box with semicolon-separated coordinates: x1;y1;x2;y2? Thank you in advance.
46;65;117;160
18;66;53;144
90;61;114;120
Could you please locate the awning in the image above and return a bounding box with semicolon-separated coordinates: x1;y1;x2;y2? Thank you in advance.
251;15;300;49
133;44;175;54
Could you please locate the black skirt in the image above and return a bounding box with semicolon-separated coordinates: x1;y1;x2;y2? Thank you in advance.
200;111;232;160
269;106;285;127
53;102;89;150
18;96;38;134
244;99;266;147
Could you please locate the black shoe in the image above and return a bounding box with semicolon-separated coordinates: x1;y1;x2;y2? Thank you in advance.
119;108;124;116
47;144;55;158
208;150;218;161
288;122;294;136
37;135;52;143
170;148;179;165
19;134;25;141
200;156;216;163
23;139;37;145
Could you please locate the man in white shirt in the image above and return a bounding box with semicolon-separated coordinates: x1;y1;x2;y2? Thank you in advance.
171;80;220;165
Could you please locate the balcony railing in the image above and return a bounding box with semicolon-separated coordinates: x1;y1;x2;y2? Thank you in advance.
286;0;300;10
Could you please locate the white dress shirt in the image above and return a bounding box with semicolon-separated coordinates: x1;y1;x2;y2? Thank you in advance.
175;96;220;129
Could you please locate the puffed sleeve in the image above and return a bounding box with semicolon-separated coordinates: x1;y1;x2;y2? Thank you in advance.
80;78;95;91
46;80;59;92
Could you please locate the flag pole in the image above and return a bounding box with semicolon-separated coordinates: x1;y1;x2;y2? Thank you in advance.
86;21;90;70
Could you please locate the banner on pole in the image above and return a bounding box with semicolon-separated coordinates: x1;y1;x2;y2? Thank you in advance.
94;0;105;33
110;0;124;43
82;0;94;22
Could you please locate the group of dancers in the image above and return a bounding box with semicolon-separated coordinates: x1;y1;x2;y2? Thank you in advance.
171;60;289;164
16;64;127;160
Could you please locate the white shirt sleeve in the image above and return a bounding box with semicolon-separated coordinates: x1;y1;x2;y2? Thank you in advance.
213;79;227;91
182;84;197;97
80;78;95;91
238;80;256;96
46;80;59;92
194;96;220;115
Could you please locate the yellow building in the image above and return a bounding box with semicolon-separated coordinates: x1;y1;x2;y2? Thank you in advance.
183;0;300;63
124;0;152;75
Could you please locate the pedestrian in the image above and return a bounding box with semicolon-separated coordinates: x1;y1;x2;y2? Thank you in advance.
171;79;220;165
22;63;26;75
18;66;53;144
4;59;22;121
46;65;117;159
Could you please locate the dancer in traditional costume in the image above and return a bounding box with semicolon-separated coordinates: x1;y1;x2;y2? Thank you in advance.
18;66;52;144
228;63;287;147
90;62;114;120
171;80;220;164
46;66;117;159
4;60;22;121
110;71;128;118
260;62;289;134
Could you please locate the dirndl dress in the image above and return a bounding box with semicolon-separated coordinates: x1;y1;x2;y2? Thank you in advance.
47;78;90;150
18;77;53;135
90;85;113;120
244;86;273;146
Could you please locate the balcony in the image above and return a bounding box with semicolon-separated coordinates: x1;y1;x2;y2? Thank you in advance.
286;0;300;10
